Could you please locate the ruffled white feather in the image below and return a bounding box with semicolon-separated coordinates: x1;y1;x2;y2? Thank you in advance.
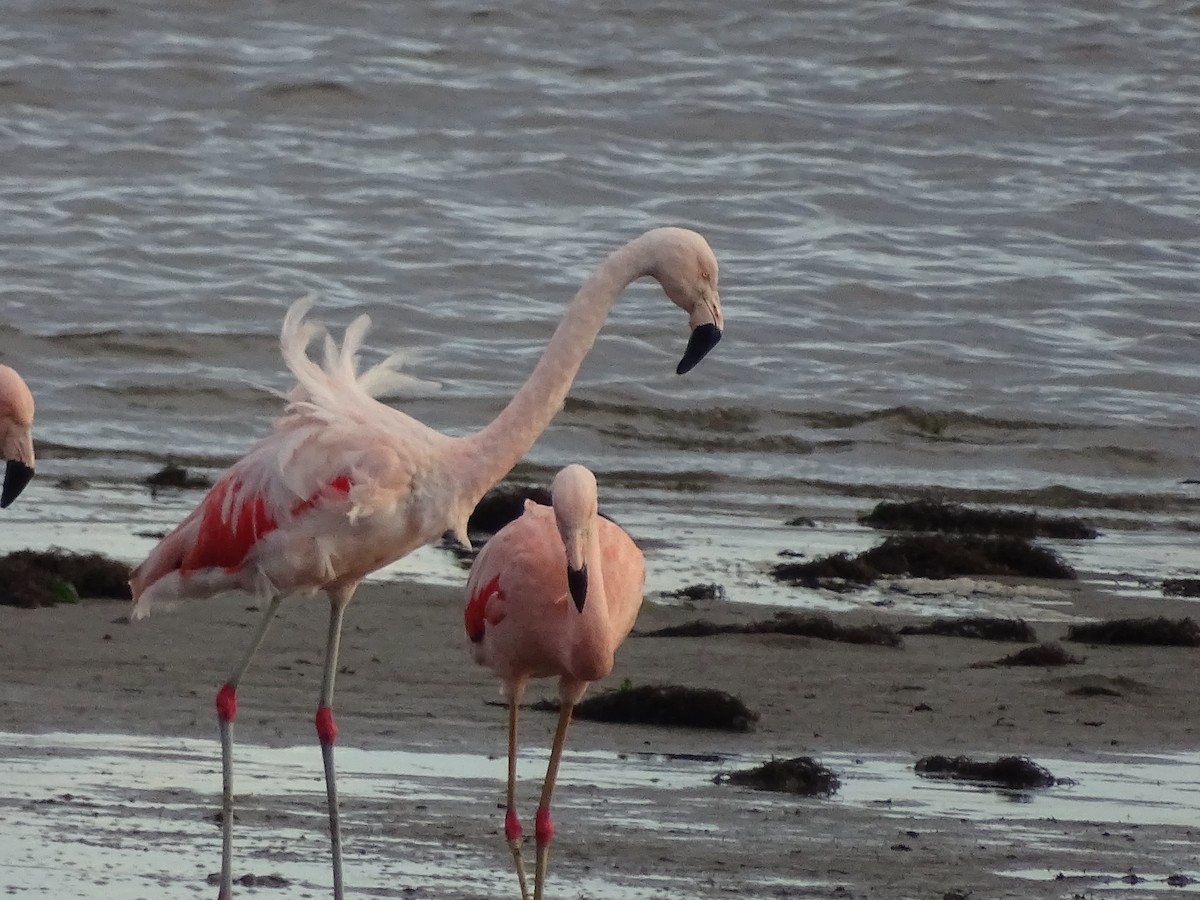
281;296;439;412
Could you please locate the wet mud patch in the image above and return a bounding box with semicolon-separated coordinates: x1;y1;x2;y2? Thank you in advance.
899;616;1037;642
3;734;1199;899
0;548;131;607
859;499;1098;539
641;611;901;647
715;756;840;797
1066;616;1200;647
772;534;1075;590
914;755;1062;790
537;684;759;732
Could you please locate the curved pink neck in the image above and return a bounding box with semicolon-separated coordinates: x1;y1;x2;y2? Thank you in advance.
461;237;657;498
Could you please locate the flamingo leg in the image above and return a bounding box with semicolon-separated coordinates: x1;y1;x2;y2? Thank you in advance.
504;697;531;900
216;593;284;900
316;584;356;900
533;701;574;900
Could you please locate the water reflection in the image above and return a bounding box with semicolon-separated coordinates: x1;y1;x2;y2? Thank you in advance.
1;733;1196;897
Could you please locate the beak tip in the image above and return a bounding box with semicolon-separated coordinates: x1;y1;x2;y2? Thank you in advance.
1;461;34;508
676;323;722;375
567;565;588;613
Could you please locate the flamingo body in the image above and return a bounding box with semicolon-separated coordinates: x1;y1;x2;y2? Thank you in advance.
131;300;470;612
0;364;35;508
465;465;644;900
466;495;643;692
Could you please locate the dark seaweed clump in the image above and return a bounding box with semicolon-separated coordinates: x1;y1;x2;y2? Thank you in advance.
145;461;212;492
440;482;555;562
772;534;1075;589
560;684;759;732
989;642;1083;667
899;616;1038;642
640;619;731;638
660;583;727;602
467;483;552;539
462;480;623;552
860;499;1098;540
0;549;131;608
206;873;290;888
915;755;1059;789
1066;616;1200;647
641;611;901;647
715;756;840;797
757;612;900;646
1162;578;1200;597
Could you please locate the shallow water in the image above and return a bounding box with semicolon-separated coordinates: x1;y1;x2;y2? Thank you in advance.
1;0;1199;597
1;732;1196;898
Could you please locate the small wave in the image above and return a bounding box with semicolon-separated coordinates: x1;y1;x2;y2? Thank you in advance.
567;398;1081;443
565;397;759;430
47;5;113;17
34;440;232;469
44;329;273;360
797;406;1071;437
251;81;368;105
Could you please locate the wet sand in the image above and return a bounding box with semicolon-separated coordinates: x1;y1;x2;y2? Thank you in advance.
1;578;1198;898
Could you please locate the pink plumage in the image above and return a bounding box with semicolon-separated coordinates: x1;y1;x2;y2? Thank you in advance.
465;464;644;900
0;363;35;508
128;227;723;900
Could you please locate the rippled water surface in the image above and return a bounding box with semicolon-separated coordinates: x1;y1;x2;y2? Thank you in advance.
0;0;1198;587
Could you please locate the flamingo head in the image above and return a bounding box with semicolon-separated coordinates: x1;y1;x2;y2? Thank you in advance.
551;464;599;613
643;228;723;375
0;364;35;508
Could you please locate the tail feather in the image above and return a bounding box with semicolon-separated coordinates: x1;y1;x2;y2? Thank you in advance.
280;298;438;414
128;506;203;618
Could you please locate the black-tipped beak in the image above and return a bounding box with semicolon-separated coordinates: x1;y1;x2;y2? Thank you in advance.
676;322;722;375
1;460;33;508
567;565;588;613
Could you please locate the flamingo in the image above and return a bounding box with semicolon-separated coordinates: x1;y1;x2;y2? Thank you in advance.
128;226;722;900
465;464;644;900
0;364;35;508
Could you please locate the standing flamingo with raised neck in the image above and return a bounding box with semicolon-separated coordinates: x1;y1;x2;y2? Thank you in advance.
128;227;722;900
465;464;644;900
0;364;35;508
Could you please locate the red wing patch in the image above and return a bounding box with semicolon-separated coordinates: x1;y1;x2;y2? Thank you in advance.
179;474;353;575
291;474;351;517
465;575;501;643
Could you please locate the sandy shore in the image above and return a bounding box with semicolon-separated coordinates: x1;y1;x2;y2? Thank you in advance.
1;577;1198;898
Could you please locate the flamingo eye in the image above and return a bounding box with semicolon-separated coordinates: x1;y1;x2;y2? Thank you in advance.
699;269;711;281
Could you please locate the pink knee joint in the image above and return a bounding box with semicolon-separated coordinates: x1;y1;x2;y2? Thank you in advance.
535;806;554;845
504;806;522;842
216;683;237;722
315;705;337;744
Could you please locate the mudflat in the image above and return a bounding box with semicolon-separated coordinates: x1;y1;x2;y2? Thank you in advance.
0;578;1196;898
